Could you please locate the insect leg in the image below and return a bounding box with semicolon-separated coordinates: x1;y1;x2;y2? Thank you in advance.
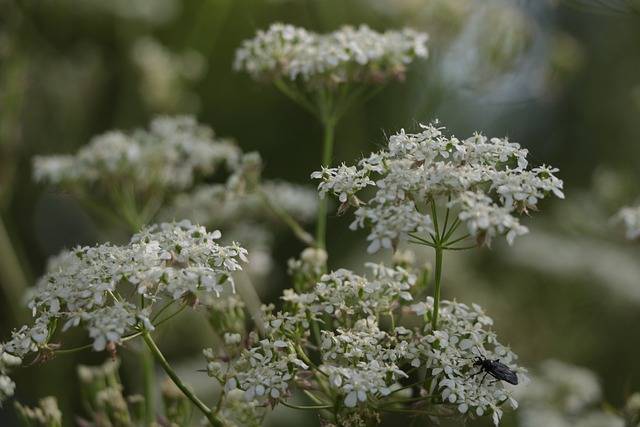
466;368;482;379
479;372;488;385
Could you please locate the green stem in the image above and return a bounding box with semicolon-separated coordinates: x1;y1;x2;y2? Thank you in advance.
258;189;316;247
316;119;336;249
281;401;332;411
141;344;155;424
274;79;317;116
139;295;156;424
142;331;223;427
431;245;443;330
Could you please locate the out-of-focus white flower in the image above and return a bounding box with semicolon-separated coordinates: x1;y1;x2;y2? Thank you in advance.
615;205;640;240
515;359;601;414
33;116;240;193
574;412;625;427
216;388;267;427
131;37;206;112
165;180;319;227
515;359;624;427
313;122;563;251
234;23;428;88
14;396;62;424
0;374;15;404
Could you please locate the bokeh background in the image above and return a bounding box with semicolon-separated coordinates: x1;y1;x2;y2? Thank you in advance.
1;0;640;425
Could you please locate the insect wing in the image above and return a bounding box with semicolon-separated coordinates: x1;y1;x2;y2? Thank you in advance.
489;361;518;385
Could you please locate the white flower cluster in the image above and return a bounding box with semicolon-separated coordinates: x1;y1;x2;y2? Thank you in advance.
234;23;428;87
515;359;624;427
411;298;524;425
615;205;640;240
0;220;246;399
313;122;564;251
222;338;308;403
237;260;522;424
197;253;523;425
320;320;408;407
283;263;416;319
324;361;404;408
33;116;240;192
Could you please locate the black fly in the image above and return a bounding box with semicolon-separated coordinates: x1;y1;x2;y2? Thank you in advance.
470;356;519;385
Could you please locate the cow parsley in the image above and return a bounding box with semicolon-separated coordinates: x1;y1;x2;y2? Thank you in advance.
33;115;239;191
234;23;428;89
33;116;242;231
313;122;564;252
204;256;523;426
0;221;246;402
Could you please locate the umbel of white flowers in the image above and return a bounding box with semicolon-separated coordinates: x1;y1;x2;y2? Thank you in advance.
33;115;241;192
312;121;564;252
234;23;428;88
205;259;526;426
0;221;247;404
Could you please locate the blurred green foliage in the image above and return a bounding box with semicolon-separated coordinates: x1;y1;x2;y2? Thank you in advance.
1;0;640;425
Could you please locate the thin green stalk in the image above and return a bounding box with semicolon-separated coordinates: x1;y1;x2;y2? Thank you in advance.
139;294;156;424
430;198;440;240
443;233;470;248
444;244;477;251
274;79;317;116
316;119;336;249
442;217;461;242
431;245;443;330
142;331;223;427
55;330;143;355
258;189;316;247
141;343;155;424
281;401;332;411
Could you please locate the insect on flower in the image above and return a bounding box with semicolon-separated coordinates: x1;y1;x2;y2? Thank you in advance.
470;355;519;385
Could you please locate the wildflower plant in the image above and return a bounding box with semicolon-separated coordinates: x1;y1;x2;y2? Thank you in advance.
312;121;563;328
235;23;429;248
3;20;570;427
204;258;526;426
33;116;242;231
0;220;246;425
